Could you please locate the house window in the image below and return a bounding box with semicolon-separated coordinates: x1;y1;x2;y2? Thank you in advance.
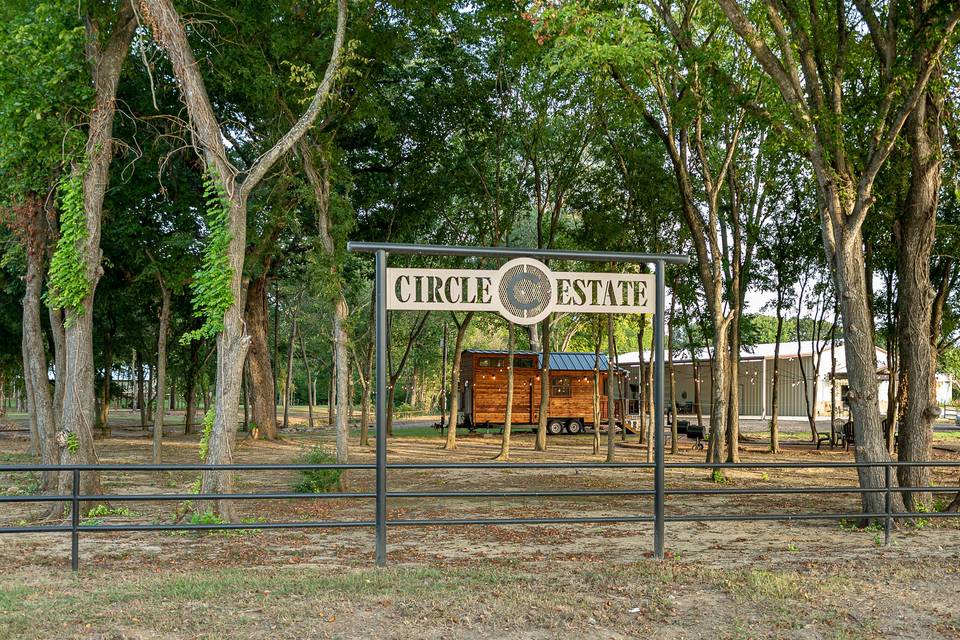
478;357;506;368
552;376;571;397
514;356;536;369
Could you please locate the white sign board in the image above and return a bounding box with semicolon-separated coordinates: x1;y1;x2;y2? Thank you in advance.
387;257;654;325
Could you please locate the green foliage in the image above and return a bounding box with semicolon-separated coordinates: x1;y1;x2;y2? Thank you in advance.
86;504;141;518
182;169;233;343
81;504;141;525
530;3;655;76
189;510;225;526
2;471;39;496
198;408;215;461
0;1;90;198
293;447;342;493
65;431;79;455
47;169;90;315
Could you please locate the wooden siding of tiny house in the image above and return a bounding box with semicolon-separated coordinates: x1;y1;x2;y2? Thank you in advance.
464;353;613;425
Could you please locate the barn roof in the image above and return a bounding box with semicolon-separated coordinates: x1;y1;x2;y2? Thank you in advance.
462;349;628;373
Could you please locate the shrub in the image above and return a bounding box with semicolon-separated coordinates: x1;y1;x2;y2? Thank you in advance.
294;448;342;493
189;510;224;525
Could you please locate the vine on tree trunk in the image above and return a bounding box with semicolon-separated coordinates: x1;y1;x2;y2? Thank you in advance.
46;168;89;317
182;168;233;343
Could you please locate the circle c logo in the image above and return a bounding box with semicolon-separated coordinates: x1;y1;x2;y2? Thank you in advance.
496;258;553;325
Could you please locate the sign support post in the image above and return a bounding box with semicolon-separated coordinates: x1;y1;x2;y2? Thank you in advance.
375;249;388;567
350;242;689;567
653;260;665;559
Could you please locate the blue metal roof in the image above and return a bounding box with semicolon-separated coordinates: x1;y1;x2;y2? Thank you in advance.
463;349;627;373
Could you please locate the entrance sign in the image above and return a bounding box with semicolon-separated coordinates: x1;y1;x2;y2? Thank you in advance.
387;257;654;325
347;241;689;568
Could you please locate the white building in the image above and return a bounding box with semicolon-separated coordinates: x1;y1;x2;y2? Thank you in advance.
618;341;955;418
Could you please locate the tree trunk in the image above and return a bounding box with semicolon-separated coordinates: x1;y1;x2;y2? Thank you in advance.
668;291;678;455
536;316;551;452
297;136;349;459
495;322;515;461
55;1;136;510
48;306;66;427
706;315;731;467
244;273;278;439
183;341;199;435
282;316;297;431
98;323;113;434
592;319;602;456
885;278;900;443
242;365;249;432
691;350;704;430
636;319;646;444
273;285;280;407
726;307;741;463
20;196;57;490
646;340;654;462
139;0;348;519
896;90;943;510
444;313;473;450
332;295;349;463
360;339;373;447
528;323;541;353
135;350;146;428
298;331;314;429
328;363;335;426
770;309;784;453
834;220;904;517
606;315;616;463
152;281;170;464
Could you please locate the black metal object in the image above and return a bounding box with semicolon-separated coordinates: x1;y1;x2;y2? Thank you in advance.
653;260;665;558
347;241;689;566
375;248;388;566
346;241;690;265
3;459;960;571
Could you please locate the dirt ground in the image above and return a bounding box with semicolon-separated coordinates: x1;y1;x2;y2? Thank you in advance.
1;410;959;639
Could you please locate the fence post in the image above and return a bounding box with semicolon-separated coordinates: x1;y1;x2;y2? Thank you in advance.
883;462;891;546
374;249;388;567
653;260;665;559
71;468;80;572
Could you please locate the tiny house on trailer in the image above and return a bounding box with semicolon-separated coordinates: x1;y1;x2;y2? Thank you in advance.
458;349;629;434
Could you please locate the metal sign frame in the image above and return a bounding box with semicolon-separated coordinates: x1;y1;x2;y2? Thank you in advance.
347;241;690;565
386;258;656;324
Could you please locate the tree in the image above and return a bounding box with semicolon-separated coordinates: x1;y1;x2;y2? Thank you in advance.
717;0;960;517
137;0;348;518
46;0;136;507
0;0;93;490
494;321;516;461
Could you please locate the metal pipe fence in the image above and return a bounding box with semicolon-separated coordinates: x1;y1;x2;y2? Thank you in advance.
2;459;960;571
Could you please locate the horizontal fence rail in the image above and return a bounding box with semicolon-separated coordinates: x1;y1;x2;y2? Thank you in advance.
1;460;959;570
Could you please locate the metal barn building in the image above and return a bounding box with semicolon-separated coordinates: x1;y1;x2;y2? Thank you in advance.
619;342;954;419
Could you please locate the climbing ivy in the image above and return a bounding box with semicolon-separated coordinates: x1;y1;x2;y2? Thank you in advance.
47;169;90;315
182;168;233;343
198;407;215;461
65;431;79;455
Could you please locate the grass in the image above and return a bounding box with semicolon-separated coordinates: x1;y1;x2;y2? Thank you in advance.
0;452;36;464
0;560;907;639
0;565;531;638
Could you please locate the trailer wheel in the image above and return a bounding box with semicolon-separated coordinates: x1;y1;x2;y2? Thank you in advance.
566;419;583;435
547;419;565;435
